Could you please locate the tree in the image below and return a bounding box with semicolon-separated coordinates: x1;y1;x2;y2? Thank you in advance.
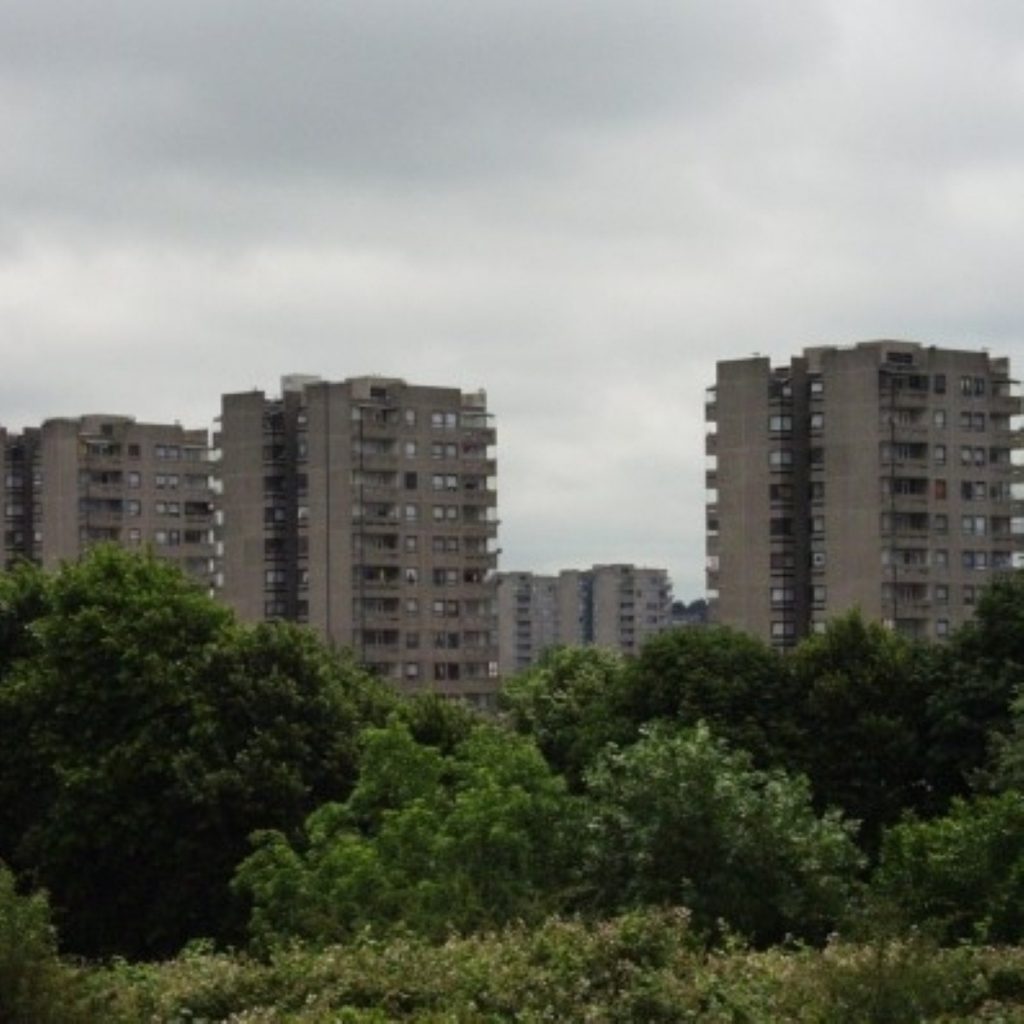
500;646;631;786
580;723;863;945
622;626;798;768
871;791;1024;944
926;573;1024;802
234;720;581;948
788;612;935;853
0;547;395;958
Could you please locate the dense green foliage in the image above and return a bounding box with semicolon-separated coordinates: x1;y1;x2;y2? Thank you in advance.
4;549;1024;1019
74;910;1024;1022
872;790;1024;944
0;547;396;958
234;720;580;947
580;723;862;944
0;863;92;1024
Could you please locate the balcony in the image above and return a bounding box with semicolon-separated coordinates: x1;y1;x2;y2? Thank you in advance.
705;432;717;456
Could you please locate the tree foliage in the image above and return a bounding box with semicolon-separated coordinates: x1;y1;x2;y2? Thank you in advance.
0;547;394;958
580;723;863;944
234;720;581;948
500;646;631;786
788;612;936;851
872;791;1024;944
622;625;798;768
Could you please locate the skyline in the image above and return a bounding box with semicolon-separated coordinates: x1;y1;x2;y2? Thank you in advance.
4;1;1024;595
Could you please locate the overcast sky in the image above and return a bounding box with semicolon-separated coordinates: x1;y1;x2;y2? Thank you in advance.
2;1;1023;596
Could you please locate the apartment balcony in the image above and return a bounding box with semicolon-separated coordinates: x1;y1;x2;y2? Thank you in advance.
460;518;499;535
354;546;401;562
992;392;1023;415
355;419;399;439
355;451;399;469
705;401;717;423
705;469;718;489
462;424;497;445
461;490;497;509
705;432;717;456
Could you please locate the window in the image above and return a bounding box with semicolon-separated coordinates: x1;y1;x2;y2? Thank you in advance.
405;632;420;649
126;499;141;517
809;377;824;396
770;483;793;502
963;585;976;605
811;551;826;568
934;584;948;605
128;528;141;544
934;549;949;568
934;479;947;500
404;567;418;584
809;447;824;466
770;587;795;606
936;619;949;638
960;411;973;431
770;621;796;639
768;414;793;432
811;585;826;605
960;376;974;396
811;515;825;534
404;409;417;426
933;409;946;428
404;472;418;490
934;444;946;465
768;449;793;468
934;374;946;394
127;471;141;488
809;412;824;430
404;503;418;522
770;517;792;537
404;441;417;458
809;481;825;502
933;514;947;533
405;598;419;615
404;535;418;552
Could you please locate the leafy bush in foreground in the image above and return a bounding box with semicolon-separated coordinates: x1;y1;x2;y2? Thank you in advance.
85;909;1024;1023
0;863;93;1024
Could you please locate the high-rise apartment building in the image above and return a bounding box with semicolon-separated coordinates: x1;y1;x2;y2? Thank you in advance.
217;375;500;704
707;341;1023;647
2;415;216;584
497;564;673;675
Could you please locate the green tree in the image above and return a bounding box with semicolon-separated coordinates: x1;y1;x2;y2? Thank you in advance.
0;864;92;1024
622;626;798;768
927;573;1024;802
500;646;631;786
0;547;394;958
871;791;1024;944
580;723;863;945
234;720;581;948
789;612;935;852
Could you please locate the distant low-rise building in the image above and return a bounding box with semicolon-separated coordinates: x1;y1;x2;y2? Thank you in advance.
497;564;672;676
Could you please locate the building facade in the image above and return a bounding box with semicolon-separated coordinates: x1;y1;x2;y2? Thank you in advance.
217;376;500;704
2;415;216;584
497;564;673;676
707;341;1023;647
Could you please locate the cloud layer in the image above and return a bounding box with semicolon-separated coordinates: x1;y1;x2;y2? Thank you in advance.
3;0;1023;595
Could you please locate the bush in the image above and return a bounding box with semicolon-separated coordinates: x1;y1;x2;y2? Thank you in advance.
0;863;92;1024
871;791;1024;944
